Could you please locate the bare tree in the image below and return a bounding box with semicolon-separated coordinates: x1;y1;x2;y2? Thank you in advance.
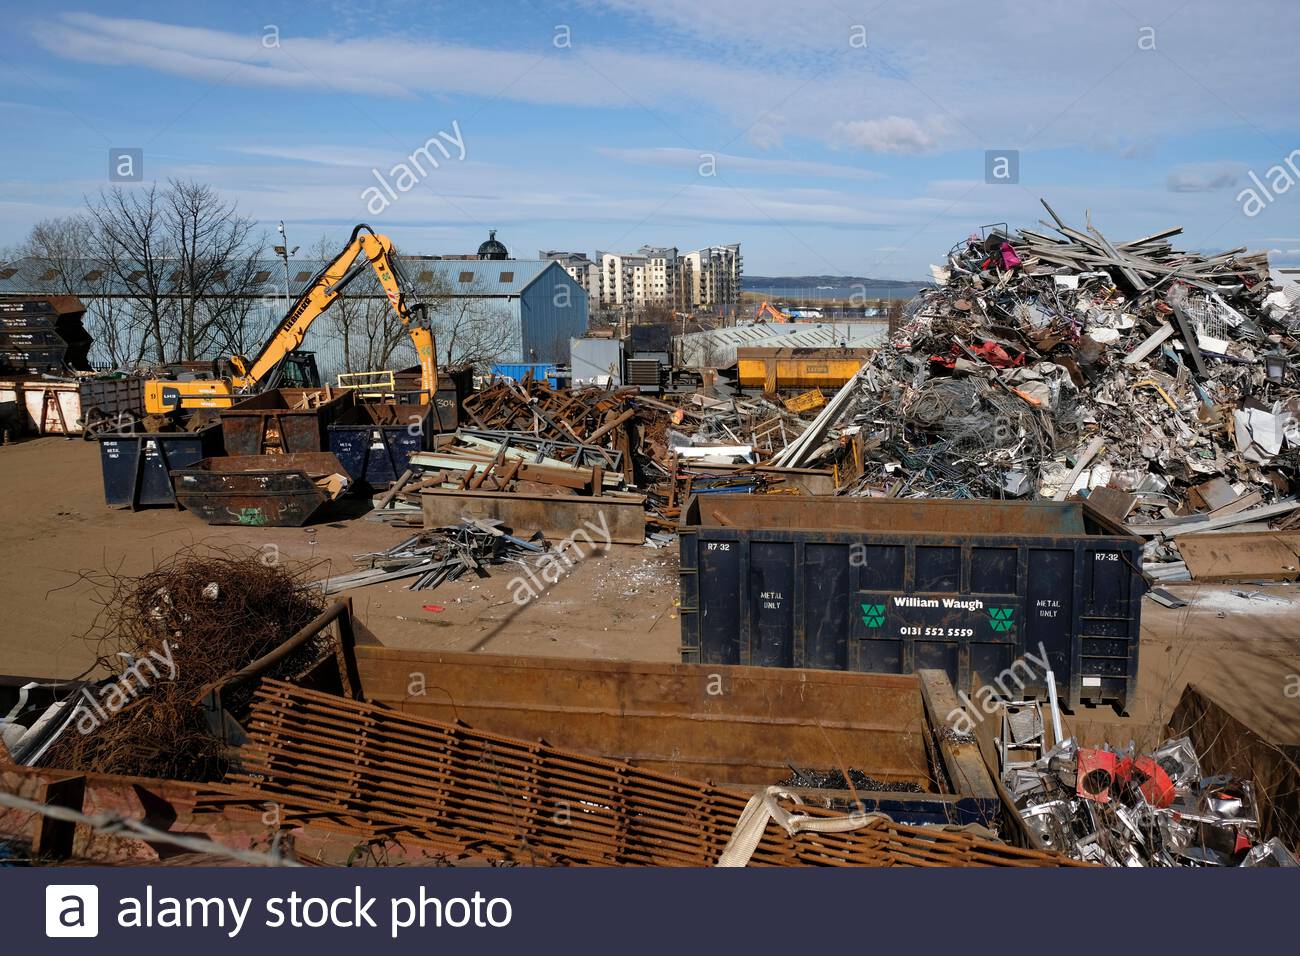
414;272;512;369
165;180;262;360
18;215;143;368
85;179;263;365
19;215;94;290
86;184;174;364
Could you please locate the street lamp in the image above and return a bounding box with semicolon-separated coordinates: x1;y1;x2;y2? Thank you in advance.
273;221;298;310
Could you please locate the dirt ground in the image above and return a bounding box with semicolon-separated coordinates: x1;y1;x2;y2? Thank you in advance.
2;436;1297;749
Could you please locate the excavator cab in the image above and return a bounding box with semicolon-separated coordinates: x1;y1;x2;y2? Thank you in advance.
265;351;321;390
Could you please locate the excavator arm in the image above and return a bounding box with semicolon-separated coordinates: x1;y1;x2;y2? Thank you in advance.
229;223;437;397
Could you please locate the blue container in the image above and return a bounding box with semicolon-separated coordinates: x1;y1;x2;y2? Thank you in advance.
490;363;559;389
327;404;431;489
96;424;225;509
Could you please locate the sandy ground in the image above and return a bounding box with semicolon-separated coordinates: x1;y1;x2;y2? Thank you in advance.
2;436;1298;749
0;437;682;681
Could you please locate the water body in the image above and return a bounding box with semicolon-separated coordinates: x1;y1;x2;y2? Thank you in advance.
744;283;928;302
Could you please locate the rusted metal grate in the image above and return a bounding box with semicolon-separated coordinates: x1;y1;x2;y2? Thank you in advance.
208;680;1081;867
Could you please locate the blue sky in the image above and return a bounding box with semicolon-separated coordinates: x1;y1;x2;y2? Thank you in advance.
0;0;1297;277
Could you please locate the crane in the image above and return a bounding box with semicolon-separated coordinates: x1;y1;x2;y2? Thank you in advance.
144;224;437;414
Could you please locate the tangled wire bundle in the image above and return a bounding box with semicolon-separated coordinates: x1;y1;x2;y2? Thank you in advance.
42;548;325;781
901;377;1058;463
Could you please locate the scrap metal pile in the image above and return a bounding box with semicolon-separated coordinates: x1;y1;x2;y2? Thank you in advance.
461;376;639;471
460;373;805;481
1007;735;1298;867
837;201;1300;530
376;372;815;534
319;519;547;594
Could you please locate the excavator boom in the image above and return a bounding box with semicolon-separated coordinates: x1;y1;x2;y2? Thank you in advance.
145;224;437;413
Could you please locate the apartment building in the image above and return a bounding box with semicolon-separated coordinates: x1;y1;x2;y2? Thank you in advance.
597;251;645;308
595;243;739;312
683;244;743;313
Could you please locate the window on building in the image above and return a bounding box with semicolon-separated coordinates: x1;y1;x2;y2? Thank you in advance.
295;271;311;282
0;268;16;280
253;271;271;283
499;271;513;283
83;270;103;282
458;271;475;283
418;271;433;283
39;268;57;281
128;270;145;283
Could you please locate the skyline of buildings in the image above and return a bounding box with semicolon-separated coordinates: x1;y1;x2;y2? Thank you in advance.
542;243;742;314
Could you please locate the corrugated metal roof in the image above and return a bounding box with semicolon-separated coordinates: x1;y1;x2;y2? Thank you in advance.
414;259;557;297
0;256;567;300
675;321;887;368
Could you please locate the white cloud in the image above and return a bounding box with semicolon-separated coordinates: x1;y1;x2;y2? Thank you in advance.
234;145;398;169
33;6;1300;157
830;117;940;154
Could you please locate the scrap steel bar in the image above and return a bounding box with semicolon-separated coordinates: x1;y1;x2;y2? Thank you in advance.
202;681;1082;867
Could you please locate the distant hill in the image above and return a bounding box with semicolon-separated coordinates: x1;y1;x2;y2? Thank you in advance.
744;275;930;295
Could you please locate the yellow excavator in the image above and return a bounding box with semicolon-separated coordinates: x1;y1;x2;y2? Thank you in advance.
144;224;437;413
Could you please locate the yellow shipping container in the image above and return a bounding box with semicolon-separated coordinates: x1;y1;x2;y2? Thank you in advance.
736;347;872;391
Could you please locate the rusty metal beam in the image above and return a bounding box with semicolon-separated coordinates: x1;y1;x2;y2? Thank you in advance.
205;680;1082;867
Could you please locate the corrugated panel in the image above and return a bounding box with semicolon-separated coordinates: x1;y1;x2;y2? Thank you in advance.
519;264;589;364
677;321;887;368
571;337;622;385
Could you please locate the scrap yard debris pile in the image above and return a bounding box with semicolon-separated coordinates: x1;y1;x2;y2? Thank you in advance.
5;551;327;781
1007;735;1297;867
800;199;1300;577
320;519;548;594
371;372;816;531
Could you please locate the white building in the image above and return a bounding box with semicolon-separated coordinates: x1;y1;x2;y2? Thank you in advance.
596;243;740;312
683;244;743;314
598;251;647;308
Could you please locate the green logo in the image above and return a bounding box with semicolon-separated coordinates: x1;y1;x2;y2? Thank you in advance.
861;603;886;629
234;507;268;526
988;606;1016;632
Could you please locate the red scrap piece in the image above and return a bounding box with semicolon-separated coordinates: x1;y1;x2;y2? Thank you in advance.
970;340;1023;368
1077;748;1118;804
1115;755;1176;808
